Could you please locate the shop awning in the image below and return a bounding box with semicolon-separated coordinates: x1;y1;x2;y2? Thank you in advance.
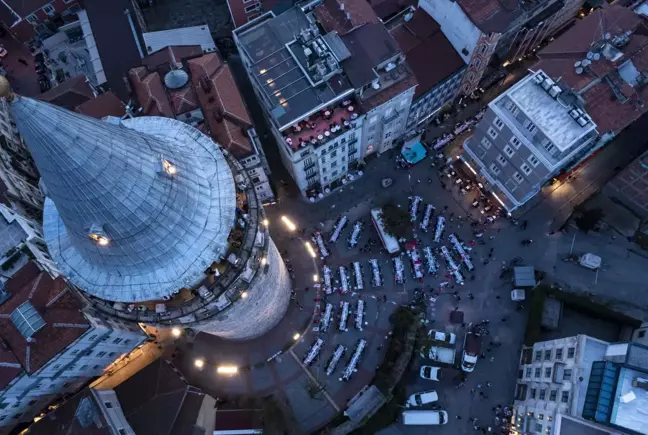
401;141;427;164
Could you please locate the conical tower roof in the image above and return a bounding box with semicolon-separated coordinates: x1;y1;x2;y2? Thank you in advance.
8;95;236;302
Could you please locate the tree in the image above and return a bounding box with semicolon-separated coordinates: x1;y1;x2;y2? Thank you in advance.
380;203;411;239
574;207;604;233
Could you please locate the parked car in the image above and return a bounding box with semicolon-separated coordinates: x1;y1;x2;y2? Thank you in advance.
420;365;441;381
420;345;456;364
461;332;482;372
428;329;456;344
406;390;438;408
401;410;448;425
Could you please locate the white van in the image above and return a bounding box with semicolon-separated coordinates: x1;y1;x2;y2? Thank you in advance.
406;390;438;408
402;410;448;425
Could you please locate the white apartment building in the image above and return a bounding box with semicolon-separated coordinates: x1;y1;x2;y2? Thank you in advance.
462;70;599;212
514;335;610;435
0;204;59;281
233;0;417;198
0;262;147;434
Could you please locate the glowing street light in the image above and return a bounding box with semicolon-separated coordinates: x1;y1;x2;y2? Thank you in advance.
171;327;182;338
194;358;205;369
241;291;248;299
281;215;297;231
260;256;267;266
313;274;319;282
304;241;316;258
262;218;269;227
293;333;301;340
217;365;238;374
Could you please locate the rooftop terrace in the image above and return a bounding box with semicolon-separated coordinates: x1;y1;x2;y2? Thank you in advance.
235;8;354;130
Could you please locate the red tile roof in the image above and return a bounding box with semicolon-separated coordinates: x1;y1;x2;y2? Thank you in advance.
129;67;175;118
366;0;415;21
38;76;95;111
391;9;465;99
315;0;380;36
454;0;520;33
226;0;281;28
75;92;126;119
534;5;648;134
187;53;254;159
0;262;89;383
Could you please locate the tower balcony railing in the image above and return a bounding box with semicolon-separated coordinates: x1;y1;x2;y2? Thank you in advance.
81;147;270;326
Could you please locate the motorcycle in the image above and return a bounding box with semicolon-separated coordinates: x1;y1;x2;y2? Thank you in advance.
521;239;533;246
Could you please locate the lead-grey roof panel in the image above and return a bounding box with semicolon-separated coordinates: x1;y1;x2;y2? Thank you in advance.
11;97;236;302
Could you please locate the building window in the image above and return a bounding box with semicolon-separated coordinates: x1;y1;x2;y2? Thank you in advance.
26;14;38;25
535;423;543;432
513;172;524;184
530;388;537;399
544;350;552;361
521;163;532;175
549;390;557;401
105;402;113;409
489;164;501;175
528;155;540;167
555;348;563;360
113;338;123;344
487;127;498;139
567;347;575;358
534;368;541;378
42;4;56;15
525;367;531;377
494;117;504;130
545;367;552;378
88;334;97;341
538;413;544;420
561;391;569;403
524;120;537;134
639;330;646;338
481;137;492;149
503;145;515;157
539;389;546;400
496;154;507;167
97;351;106;357
535;351;542;362
244;3;261;12
563;369;572;380
546;427;552;434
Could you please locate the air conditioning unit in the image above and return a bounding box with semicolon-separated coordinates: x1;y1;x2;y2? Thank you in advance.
549;85;561;98
542;78;555;91
576;117;588;126
533;74;545;84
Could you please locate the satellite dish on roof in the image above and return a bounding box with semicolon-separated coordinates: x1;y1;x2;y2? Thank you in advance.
164;69;189;89
593;53;601;60
582;59;591;67
574;61;582;68
605;32;611;40
575;67;583;74
586;51;594;60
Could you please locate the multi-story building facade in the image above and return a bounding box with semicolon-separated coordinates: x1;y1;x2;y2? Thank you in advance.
233;0;418;197
418;0;585;96
463;70;598;212
513;335;610;435
514;338;648;435
605;151;648;222
387;7;466;130
0;204;59;280
0;262;147;434
129;44;275;203
463;5;648;212
0;0;82;42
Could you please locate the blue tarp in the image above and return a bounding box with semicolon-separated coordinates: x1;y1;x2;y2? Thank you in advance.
401;141;427;164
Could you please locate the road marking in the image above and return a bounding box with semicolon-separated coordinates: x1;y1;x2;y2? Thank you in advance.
289;349;341;412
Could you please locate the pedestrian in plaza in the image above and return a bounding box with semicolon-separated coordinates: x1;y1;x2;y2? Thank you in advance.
486;381;492;387
453;291;459;297
470;388;475;395
501;315;510;322
468;293;474;300
479;391;484;397
456;415;462;420
476;383;482;389
490;356;495;362
495;295;500;299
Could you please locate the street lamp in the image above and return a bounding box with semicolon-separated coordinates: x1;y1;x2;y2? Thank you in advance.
313;274;319;282
293;333;301;340
304;241;316;258
281;215;297;231
262;218;269;227
194;358;205;369
217;365;238;374
241;291;248;299
171;328;182;338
